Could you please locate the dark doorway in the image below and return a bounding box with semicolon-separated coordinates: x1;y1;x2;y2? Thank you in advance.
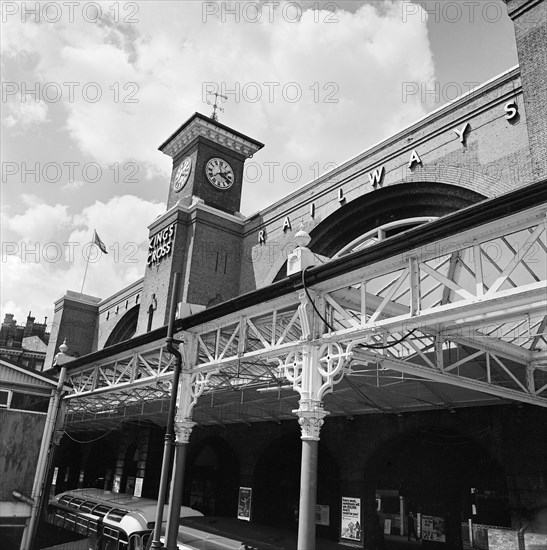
363;427;509;550
83;438;115;489
122;442;139;494
253;434;340;540
184;437;239;516
54;437;83;493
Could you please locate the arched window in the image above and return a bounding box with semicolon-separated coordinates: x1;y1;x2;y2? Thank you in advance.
104;305;139;348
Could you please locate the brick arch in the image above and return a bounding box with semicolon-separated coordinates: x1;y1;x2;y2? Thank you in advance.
266;181;486;284
253;433;340;540
398;162;501;198
360;424;509;550
185;436;240;516
104;305;139;348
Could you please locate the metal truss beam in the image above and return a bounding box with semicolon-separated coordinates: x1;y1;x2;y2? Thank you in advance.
349;349;547;408
62;203;547;419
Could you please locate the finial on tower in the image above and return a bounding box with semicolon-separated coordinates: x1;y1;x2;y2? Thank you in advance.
59;339;68;353
294;223;311;248
207;92;228;122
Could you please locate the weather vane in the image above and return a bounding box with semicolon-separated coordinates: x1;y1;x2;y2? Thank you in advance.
207;92;228;121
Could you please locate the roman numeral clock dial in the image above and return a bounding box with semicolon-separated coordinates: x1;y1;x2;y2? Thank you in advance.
206;157;234;189
172;157;192;192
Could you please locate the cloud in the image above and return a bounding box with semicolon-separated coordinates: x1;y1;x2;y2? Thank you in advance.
1;0;435;209
1;195;165;323
62;180;85;191
5;195;70;242
1;0;437;327
2;100;49;129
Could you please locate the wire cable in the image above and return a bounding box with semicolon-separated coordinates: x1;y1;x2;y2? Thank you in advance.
301;266;419;349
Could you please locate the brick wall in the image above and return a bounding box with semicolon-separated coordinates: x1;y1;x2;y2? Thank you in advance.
505;0;547;180
239;69;533;292
45;292;100;368
186;404;546;542
95;278;143;350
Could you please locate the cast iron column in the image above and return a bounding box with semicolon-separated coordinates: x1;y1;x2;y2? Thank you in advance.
165;419;195;549
296;399;327;550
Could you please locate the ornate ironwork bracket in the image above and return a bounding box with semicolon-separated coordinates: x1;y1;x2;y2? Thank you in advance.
174;332;218;442
279;341;352;440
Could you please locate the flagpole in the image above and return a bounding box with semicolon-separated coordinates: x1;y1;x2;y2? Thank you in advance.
80;233;93;295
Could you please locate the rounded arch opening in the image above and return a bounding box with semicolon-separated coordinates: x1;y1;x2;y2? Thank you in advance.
272;182;486;282
253;433;340;540
184;436;239;516
104;305;140;347
83;438;115;490
54;437;83;493
362;426;509;550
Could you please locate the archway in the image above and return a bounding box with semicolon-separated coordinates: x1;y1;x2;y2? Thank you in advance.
271;182;485;282
362;427;510;550
104;305;140;348
83;438;115;489
253;433;340;540
121;441;139;494
184;437;239;516
54;437;83;493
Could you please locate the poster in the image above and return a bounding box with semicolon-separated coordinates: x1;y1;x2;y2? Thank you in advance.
316;505;330;526
341;497;362;541
238;487;252;521
51;467;59;496
421;515;446;542
134;477;143;497
113;475;121;493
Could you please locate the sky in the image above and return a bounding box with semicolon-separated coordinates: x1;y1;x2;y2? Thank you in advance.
1;0;518;328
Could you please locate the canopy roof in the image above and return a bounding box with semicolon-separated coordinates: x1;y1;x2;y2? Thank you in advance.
56;179;547;433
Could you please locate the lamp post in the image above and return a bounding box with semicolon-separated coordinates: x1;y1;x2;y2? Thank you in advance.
23;341;70;550
150;272;182;550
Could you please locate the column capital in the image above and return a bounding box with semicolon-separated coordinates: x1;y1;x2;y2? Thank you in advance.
294;400;329;441
173;419;196;444
52;429;64;446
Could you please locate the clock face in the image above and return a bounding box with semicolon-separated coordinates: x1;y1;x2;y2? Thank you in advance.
205;157;234;189
173;157;192;192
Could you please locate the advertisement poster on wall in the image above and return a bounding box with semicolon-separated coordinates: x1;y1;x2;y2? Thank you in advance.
421;515;446;542
134;477;143;497
237;487;252;521
113;475;121;493
316;505;330;526
341;497;362;541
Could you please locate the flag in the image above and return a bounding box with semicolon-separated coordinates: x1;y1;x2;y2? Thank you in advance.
93;230;108;254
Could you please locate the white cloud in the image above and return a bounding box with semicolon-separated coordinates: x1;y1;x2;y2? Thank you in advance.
2;100;49;129
1;195;165;323
62;180;85;191
1;0;437;325
1;0;435;209
5;196;70;243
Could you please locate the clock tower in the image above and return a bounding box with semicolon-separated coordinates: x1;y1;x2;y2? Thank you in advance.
159;112;263;214
135;113;264;335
